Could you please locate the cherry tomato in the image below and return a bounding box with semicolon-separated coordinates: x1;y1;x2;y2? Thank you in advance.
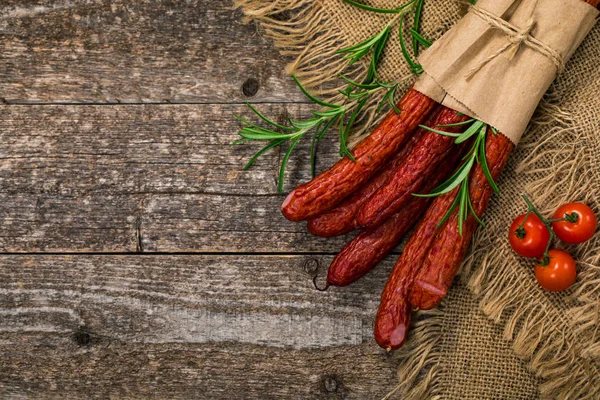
535;249;577;292
552;203;597;244
509;214;550;258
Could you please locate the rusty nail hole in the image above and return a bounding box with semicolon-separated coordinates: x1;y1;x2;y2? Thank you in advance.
242;78;259;97
323;375;339;393
72;329;92;347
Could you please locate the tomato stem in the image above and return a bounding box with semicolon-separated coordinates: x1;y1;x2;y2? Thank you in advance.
516;209;532;239
546;214;577;224
521;194;556;266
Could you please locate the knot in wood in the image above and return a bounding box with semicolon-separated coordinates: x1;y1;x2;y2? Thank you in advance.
242;78;259;97
301;258;320;276
72;329;92;347
323;375;339;393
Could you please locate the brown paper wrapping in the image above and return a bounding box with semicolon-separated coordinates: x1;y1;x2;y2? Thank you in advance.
414;0;599;144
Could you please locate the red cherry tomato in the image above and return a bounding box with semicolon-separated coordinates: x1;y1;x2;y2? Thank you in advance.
535;249;577;292
552;203;597;244
509;214;550;258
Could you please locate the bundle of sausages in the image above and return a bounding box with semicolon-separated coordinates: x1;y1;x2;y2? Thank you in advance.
281;0;599;351
281;88;512;350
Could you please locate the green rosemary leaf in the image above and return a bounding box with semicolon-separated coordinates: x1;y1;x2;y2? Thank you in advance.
375;84;401;115
244;139;286;170
232;113;265;131
436;118;476;127
436;192;460;228
339;88;351;98
309;120;324;178
399;15;416;70
339;108;357;161
231;138;248;146
347;90;371;101
246;103;296;131
490;126;499;135
337;25;390;61
427;127;463;138
418;124;462;137
238;129;290;141
377;82;397;89
467;191;486;228
410;28;432;48
412;0;425;56
478;129;499;194
289;117;324;130
399;13;423;75
318;114;340;140
458;182;467;235
339;75;380;90
389;91;402;114
426;157;475;197
338;110;346;158
312;108;344;118
341;0;415;14
345;99;365;139
462;134;480;162
278;136;302;193
455;120;485;144
292;75;339;108
373;27;390;60
367;25;390;82
375;90;389;115
239;126;285;137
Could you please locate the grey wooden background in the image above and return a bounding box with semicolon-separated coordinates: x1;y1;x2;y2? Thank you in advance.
0;1;402;398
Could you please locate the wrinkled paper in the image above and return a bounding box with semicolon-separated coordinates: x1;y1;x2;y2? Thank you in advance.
414;0;599;144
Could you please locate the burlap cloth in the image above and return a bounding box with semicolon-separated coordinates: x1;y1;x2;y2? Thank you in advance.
233;1;600;398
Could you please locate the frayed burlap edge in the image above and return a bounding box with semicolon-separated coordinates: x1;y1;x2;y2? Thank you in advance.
233;1;600;399
382;309;445;400
460;93;600;399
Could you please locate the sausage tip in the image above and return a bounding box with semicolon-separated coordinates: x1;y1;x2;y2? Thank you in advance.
281;191;303;221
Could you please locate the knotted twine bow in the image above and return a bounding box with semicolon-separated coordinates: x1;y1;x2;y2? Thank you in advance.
464;0;566;78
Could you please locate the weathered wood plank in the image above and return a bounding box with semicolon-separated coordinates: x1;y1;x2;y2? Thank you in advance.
0;103;337;196
0;342;397;399
0;103;368;253
0;255;399;399
0;0;304;103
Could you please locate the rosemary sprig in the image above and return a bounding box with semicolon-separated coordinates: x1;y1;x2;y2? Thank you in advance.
339;75;403;114
337;24;391;84
234;82;348;194
414;120;499;234
235;20;408;192
235;76;394;192
341;0;417;14
236;0;430;193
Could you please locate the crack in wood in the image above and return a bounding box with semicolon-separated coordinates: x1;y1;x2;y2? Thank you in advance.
135;215;143;253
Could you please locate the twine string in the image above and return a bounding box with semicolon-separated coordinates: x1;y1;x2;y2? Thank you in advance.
464;0;566;79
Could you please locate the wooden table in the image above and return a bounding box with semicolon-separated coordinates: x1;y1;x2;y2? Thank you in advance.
0;1;400;398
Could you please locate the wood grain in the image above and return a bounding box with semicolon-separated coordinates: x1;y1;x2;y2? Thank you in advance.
0;0;304;104
0;103;369;253
0;1;406;398
0;255;399;399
